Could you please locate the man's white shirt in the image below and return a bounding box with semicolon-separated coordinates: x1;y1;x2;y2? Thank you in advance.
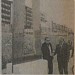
48;45;52;56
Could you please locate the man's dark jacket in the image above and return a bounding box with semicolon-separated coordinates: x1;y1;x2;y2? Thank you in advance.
55;42;70;62
41;42;53;60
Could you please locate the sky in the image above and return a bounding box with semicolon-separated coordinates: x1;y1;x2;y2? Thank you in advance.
40;0;74;31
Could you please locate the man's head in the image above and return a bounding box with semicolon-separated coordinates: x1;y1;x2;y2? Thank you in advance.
59;37;64;44
68;40;72;45
45;37;50;44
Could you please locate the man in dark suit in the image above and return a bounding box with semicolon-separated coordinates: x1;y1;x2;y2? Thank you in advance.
54;38;70;74
41;37;53;74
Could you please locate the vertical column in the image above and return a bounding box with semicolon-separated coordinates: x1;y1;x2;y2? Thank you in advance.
13;0;25;33
63;0;74;31
63;0;74;41
32;0;41;55
13;0;25;60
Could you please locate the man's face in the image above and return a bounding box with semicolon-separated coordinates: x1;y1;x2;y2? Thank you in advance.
45;38;50;44
59;38;64;45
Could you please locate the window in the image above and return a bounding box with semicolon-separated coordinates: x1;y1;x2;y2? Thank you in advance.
25;6;33;29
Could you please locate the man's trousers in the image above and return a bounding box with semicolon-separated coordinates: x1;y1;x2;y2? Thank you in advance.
57;59;68;74
48;57;53;74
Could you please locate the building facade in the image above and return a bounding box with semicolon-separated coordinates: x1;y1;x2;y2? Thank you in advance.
24;2;74;55
2;0;13;72
2;0;74;74
1;0;12;32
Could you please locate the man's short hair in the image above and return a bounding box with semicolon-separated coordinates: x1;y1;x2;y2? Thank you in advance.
59;37;64;41
45;37;49;41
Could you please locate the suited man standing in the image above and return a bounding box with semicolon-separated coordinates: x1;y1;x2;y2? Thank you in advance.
54;38;70;74
41;37;54;74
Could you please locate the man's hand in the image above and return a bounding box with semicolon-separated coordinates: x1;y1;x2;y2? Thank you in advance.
50;53;54;56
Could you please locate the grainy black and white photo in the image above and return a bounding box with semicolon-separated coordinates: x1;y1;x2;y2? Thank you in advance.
1;0;74;74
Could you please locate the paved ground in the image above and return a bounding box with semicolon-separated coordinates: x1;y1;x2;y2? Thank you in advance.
2;51;74;74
